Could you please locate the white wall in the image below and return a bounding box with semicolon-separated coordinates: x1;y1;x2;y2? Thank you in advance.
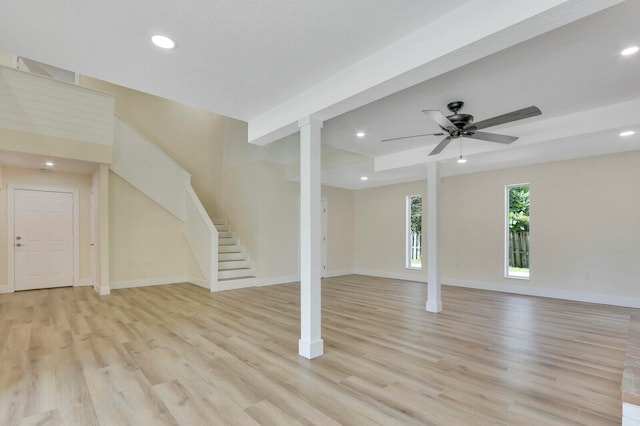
0;66;114;163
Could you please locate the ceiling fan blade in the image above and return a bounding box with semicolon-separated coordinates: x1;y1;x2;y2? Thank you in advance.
471;106;541;130
428;136;452;156
466;131;518;144
422;110;456;130
381;132;444;142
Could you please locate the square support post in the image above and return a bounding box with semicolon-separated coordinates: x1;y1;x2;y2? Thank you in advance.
426;162;442;313
298;115;324;358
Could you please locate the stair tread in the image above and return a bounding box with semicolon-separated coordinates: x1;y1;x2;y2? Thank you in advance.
219;277;256;281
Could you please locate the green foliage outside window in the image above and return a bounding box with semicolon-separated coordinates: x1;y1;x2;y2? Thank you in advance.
508;186;529;232
410;196;422;234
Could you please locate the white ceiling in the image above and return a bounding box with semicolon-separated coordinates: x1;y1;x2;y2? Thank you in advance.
1;0;639;189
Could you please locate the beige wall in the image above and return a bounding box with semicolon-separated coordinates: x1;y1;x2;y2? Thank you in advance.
222;119;356;282
109;172;195;286
80;76;225;218
353;180;426;280
76;77;218;286
441;151;640;299
255;162;300;280
0;167;92;289
0;51;13;67
323;185;355;274
353;151;640;301
0;166;4;288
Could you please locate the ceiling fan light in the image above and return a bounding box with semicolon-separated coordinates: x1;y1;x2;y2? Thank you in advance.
457;156;467;164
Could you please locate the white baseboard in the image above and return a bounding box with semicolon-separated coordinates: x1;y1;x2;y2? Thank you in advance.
110;276;191;290
218;277;257;291
443;278;640;308
352;268;427;282
257;275;299;287
76;278;92;287
93;282;111;296
325;269;355;278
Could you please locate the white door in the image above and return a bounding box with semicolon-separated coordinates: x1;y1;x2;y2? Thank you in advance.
14;189;74;290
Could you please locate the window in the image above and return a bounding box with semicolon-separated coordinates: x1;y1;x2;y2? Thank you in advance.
406;195;422;269
506;184;530;279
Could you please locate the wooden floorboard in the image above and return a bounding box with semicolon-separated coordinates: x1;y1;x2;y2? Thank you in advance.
0;275;634;425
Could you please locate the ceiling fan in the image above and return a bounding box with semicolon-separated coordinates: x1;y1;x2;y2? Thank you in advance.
382;101;542;156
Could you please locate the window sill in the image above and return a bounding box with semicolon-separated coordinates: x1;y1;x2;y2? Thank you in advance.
505;274;530;280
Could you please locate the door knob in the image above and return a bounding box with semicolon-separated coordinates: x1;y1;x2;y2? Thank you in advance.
16;236;21;240
16;243;22;247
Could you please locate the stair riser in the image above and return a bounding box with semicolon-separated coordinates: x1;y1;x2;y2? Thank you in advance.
219;245;242;253
218;252;246;261
218;260;252;270
218;277;256;291
219;237;236;246
218;268;256;280
218;231;234;239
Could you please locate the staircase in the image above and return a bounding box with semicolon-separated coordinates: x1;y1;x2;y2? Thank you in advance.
1;64;260;293
214;219;256;289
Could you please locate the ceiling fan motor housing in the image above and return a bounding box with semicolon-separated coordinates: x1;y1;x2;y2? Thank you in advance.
447;113;474;129
445;101;474;131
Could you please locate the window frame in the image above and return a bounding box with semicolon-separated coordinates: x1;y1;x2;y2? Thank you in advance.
505;183;530;280
406;194;422;270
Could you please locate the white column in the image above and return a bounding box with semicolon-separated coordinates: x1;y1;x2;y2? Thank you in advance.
426;162;442;313
298;115;324;359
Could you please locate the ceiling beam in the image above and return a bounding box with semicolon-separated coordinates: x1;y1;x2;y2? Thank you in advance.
248;0;625;146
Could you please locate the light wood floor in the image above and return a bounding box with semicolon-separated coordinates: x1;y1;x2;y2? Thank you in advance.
0;275;634;425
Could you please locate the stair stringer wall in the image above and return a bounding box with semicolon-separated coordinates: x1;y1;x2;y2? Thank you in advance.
111;116;218;291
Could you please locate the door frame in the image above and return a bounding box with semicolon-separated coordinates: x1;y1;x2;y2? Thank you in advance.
321;198;327;278
90;188;97;288
7;184;80;292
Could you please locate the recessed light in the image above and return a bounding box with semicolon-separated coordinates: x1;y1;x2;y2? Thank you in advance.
45;161;54;167
619;130;636;137
356;132;365;138
151;35;176;49
621;46;639;56
360;176;368;181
